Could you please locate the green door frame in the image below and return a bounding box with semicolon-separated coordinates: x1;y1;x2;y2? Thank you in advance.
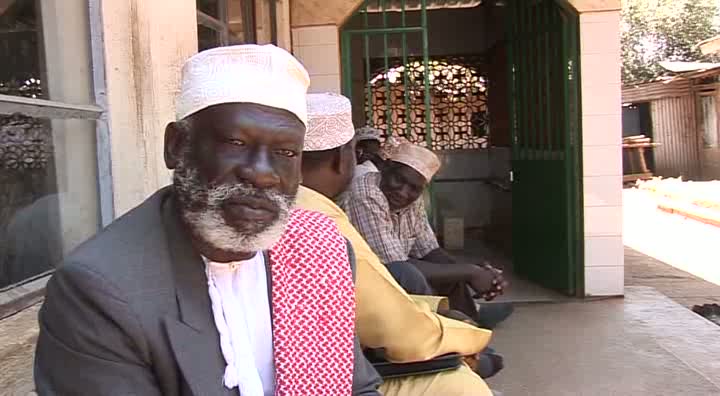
507;0;584;296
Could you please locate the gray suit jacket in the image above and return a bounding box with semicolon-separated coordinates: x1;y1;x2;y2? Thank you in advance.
34;187;381;395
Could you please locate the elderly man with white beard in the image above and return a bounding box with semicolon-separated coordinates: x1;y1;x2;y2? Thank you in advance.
34;45;381;396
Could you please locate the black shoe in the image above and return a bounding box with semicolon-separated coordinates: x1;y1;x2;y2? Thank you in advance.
475;303;514;329
476;351;504;379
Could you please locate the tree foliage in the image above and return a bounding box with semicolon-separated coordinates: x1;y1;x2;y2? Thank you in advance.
621;0;720;84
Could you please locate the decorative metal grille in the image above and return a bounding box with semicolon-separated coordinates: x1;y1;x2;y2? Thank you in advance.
366;55;489;150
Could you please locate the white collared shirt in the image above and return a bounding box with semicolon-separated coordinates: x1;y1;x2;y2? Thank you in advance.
354;160;379;180
206;253;275;396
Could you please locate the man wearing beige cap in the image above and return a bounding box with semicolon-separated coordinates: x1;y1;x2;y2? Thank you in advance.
296;93;494;396
344;142;511;329
34;45;380;395
353;126;385;180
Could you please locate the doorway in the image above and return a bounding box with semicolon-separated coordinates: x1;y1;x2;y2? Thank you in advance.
340;0;585;299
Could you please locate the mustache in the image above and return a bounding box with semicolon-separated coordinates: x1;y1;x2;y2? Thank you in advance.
173;158;295;213
204;182;289;209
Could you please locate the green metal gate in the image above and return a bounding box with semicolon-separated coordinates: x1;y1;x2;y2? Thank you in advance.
340;0;436;221
340;0;431;144
507;0;584;295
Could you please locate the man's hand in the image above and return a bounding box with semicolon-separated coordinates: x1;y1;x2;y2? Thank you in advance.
478;263;509;301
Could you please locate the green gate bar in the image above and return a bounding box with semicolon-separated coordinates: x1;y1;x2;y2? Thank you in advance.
381;0;392;136
421;0;431;149
401;0;410;139
364;4;372;127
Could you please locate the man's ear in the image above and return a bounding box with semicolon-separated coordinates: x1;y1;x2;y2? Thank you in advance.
330;147;344;174
164;121;186;170
335;142;356;176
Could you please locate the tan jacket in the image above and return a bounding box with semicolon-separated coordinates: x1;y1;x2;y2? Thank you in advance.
296;186;491;363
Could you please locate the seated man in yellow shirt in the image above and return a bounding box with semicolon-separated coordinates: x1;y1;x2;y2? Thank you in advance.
296;93;500;396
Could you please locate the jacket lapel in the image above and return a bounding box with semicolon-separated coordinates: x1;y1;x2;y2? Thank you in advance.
161;196;235;396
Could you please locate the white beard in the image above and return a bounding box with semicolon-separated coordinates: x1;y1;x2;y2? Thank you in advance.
173;160;296;254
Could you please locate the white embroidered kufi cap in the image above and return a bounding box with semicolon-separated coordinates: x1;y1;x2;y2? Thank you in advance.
355;126;382;142
390;142;441;182
304;93;355;151
176;44;310;125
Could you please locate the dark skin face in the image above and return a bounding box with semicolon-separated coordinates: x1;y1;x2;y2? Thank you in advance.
380;161;427;211
164;102;305;261
301;140;357;200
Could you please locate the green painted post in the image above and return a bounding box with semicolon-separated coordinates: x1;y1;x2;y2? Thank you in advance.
544;1;554;157
401;0;410;139
528;3;537;160
364;2;373;127
382;0;392;136
341;32;353;98
568;9;583;295
421;0;431;148
560;4;576;294
518;2;529;161
508;0;518;160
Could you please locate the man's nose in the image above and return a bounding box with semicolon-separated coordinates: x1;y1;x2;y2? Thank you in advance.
396;184;411;200
236;150;280;189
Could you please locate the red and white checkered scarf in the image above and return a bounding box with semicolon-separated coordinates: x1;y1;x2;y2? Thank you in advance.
269;208;356;395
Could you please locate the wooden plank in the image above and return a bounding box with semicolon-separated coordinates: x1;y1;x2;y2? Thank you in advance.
698;35;720;56
658;200;720;228
622;143;660;148
276;0;291;51
623;173;653;183
291;0;362;27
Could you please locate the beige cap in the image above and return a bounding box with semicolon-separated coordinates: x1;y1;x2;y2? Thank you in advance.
389;142;441;181
176;44;310;125
304;93;355;151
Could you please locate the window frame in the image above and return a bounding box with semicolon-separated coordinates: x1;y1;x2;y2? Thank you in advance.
197;0;257;48
0;0;112;312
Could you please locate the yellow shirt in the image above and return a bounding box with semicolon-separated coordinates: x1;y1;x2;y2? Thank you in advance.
296;186;491;362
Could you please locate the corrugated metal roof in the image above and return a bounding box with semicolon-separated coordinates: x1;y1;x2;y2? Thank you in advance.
365;0;483;12
659;61;720;73
623;63;720;103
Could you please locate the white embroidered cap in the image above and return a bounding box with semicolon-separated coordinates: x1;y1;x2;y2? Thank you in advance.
390;142;441;182
176;44;310;125
355;126;382;142
304;93;355;151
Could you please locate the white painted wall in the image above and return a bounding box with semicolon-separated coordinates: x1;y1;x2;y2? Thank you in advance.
101;0;198;217
291;25;342;93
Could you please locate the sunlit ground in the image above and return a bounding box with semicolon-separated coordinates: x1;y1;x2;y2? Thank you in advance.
623;186;720;287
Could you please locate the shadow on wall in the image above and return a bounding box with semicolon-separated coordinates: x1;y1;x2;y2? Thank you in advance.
433;147;512;254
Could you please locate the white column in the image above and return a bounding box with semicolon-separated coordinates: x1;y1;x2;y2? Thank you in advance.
292;25;342;93
579;10;624;296
101;0;198;216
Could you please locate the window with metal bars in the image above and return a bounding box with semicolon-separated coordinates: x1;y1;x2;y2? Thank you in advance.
0;0;108;294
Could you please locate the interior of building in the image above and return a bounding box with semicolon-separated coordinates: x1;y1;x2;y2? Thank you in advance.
341;0;585;301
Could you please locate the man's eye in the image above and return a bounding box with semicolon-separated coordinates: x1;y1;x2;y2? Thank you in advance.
226;139;245;146
276;149;297;158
